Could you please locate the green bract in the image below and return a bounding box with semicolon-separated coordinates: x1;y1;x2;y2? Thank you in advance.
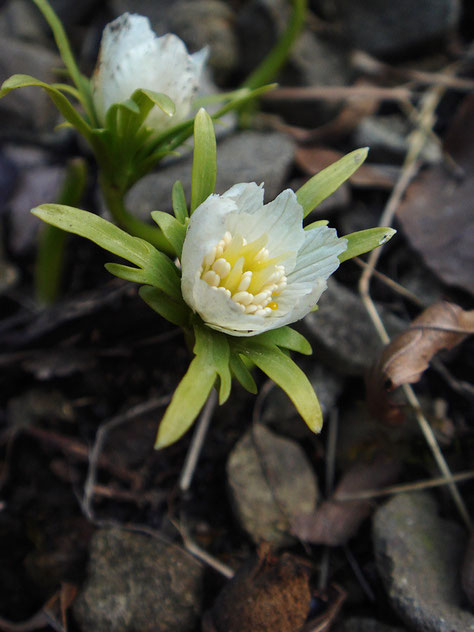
32;108;396;447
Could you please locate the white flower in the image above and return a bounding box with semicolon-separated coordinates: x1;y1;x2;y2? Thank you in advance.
181;183;348;336
92;13;207;129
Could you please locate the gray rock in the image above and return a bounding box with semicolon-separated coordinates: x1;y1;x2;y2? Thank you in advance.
301;278;405;375
334;617;407;632
373;493;474;632
335;0;460;57
167;1;238;80
0;36;60;132
354;116;442;165
9;165;65;254
227;425;319;546
0;0;47;44
126;130;294;218
74;527;203;632
262;361;343;437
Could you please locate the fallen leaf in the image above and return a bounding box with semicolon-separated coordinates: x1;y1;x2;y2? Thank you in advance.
295;146;399;189
367;301;474;423
291;453;401;546
396;94;474;294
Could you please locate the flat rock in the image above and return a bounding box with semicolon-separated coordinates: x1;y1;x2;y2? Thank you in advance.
335;0;460;57
227;425;319;546
8;164;65;254
0;36;60;131
373;493;474;632
126;130;294;219
301;278;405;375
73;527;203;632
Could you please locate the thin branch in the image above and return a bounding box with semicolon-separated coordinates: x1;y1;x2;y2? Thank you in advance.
178;389;218;493
82;395;170;519
357;73;472;530
336;469;474;501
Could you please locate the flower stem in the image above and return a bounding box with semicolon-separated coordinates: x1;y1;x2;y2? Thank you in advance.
99;174;174;255
35;158;87;305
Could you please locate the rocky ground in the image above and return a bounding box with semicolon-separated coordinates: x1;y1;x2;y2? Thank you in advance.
0;0;473;631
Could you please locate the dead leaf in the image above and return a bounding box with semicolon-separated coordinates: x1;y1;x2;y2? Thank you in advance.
291;454;401;546
367;301;474;423
396;94;474;294
377;301;473;389
295;146;399;189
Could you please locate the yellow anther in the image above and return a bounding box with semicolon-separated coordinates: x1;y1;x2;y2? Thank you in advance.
268;301;279;310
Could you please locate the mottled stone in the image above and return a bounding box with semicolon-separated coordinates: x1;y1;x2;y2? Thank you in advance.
301;279;405;375
373;493;474;632
0;36;60;131
73;527;203;632
125;131;294;219
227;425;319;546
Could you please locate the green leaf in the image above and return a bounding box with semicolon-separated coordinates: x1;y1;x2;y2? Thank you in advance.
296;148;369;218
172;181;188;223
139;286;189;328
104;262;149;284
134;89;175;118
229;352;257;394
31;204;181;299
242;0;306;91
304;219;329;230
234;340;323;433
151;211;187;258
254;326;312;355
191;108;216;213
155;355;217;448
0;75;93;142
31;0;95;123
338;227;397;263
194;324;231;405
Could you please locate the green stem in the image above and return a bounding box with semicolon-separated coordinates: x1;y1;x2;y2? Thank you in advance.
99;174;174;255
242;0;307;91
35;158;87;305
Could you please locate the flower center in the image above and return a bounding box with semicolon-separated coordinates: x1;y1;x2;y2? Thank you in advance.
200;232;287;316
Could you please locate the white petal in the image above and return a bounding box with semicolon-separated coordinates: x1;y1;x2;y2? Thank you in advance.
289;226;347;285
181;194;236;309
92;13;206;129
222;182;264;213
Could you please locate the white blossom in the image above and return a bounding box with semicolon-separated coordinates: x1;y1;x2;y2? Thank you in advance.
92;13;207;129
181;183;348;336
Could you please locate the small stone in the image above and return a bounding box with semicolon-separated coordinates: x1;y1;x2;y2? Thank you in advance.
125;131;294;219
8;165;65;254
0;36;60;131
373;493;474;632
167;1;238;81
354;115;442;165
335;0;461;57
226;425;319;546
302;279;405;375
73;527;203;632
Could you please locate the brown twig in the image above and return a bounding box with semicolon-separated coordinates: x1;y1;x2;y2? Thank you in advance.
358;73;472;529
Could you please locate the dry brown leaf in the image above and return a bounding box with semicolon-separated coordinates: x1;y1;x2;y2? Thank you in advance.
367;301;474;423
377;301;473;390
295;146;399;189
290;454;401;546
396;95;474;294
